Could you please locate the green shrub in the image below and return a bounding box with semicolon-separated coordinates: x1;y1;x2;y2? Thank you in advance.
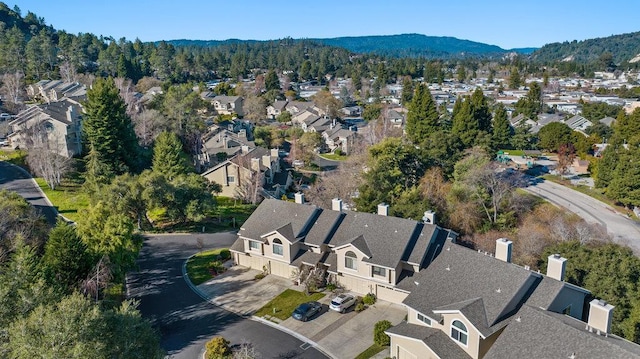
363;293;377;305
208;260;225;275
335;148;343;156
326;283;337;291
355;302;366;312
205;336;231;359
255;273;266;280
374;320;392;346
219;249;231;260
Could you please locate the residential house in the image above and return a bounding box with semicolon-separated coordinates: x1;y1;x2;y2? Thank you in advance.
599;116;615;127
8;98;83;157
267;100;289;119
565;114;593;132
202;147;291;199
386;109;405;128
322;127;355;154
27;80;86;103
341;106;362;117
230;199;455;303
202;119;255;164
206;95;244;117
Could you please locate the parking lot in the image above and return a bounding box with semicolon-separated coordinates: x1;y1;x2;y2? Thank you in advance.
196;265;405;358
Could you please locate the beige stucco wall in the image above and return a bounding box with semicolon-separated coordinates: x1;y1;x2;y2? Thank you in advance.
263;232;294;263
440;313;481;359
204;163;252;198
389;335;439;359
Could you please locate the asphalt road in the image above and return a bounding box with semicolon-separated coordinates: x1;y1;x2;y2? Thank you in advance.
127;233;328;359
525;179;640;253
0;161;57;225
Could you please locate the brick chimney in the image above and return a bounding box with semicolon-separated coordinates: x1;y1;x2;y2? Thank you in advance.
587;299;614;335
547;254;567;281
495;238;513;263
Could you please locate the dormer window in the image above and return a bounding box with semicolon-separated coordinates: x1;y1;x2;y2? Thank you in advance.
417;312;432;326
450;320;468;346
345;251;357;270
248;240;260;251
272;238;283;256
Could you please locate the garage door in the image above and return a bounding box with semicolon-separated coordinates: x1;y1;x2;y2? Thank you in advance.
338;275;370;295
398;346;417;359
269;260;292;278
376;285;409;304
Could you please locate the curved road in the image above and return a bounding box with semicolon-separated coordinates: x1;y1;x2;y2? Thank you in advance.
525;179;640;253
0;161;57;225
127;234;328;359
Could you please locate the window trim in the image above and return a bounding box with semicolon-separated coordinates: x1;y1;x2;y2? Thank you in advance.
416;312;432;326
450;319;468;347
248;240;261;251
372;265;386;277
272;238;283;256
344;251;357;270
227;175;235;184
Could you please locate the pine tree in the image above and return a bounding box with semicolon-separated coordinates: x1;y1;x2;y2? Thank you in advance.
151;131;192;179
470;88;492;133
451;97;477;148
406;84;439;144
265;69;280;92
508;67;522;89
83;77;140;174
492;104;512;150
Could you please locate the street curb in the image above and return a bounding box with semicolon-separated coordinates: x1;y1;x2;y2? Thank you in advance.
251;316;337;359
1;161;74;225
181;254;336;359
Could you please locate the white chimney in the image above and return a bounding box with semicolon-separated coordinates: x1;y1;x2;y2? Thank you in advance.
270;148;279;158
495;238;513;263
422;210;436;225
588;299;614;335
241;145;250;154
332;198;343;212
250;158;260;171
295;192;305;204
377;203;389;216
547;254;567;281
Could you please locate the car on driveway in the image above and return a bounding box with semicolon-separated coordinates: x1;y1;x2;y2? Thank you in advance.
292;301;322;321
329;293;356;313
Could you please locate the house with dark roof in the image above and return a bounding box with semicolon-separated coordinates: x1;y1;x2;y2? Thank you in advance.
8;98;83;157
231;199;455;303
384;239;637;359
205;95;244;117
267;100;289;119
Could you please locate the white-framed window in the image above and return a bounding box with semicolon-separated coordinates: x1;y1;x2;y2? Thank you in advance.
272;238;283;256
248;240;260;251
227;175;235;183
372;266;386;277
417;312;432;326
451;320;468;346
345;251;357;270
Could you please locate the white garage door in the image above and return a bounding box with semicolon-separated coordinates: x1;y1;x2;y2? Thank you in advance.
376;285;409;304
398;346;417;359
269;260;291;278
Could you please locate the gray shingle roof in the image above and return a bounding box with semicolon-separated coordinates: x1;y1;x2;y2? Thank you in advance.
484;306;640;359
229;237;244;253
304;209;343;247
401;243;542;337
291;250;323;267
406;224;439;266
238;199;319;241
329;210;423;268
386;322;470;359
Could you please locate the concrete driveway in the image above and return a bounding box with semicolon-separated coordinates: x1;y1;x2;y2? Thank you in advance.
196;266;296;316
281;295;406;359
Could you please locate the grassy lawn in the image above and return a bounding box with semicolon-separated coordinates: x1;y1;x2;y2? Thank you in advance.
186;248;229;285
254;289;325;321
355;344;387;359
0;149;27;167
319;153;347;161
35;178;90;223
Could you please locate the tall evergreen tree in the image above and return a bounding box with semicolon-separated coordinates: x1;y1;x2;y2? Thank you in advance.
42;222;93;292
151;131;192;179
470;88;492;133
264;69;280;92
492;104;512;150
83;77;140;175
406;84;439;144
451;97;477;148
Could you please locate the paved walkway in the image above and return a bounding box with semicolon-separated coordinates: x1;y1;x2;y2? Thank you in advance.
192;264;405;359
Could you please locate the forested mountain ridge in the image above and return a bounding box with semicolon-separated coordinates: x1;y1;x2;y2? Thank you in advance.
532;31;640;64
167;34;536;58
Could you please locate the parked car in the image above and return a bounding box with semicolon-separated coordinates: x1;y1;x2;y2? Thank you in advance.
292;301;322;321
329;293;356;313
0;113;11;121
292;159;304;167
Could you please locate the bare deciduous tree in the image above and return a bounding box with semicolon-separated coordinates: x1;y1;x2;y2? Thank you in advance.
232;155;264;205
0;71;26;113
114;77;140;117
24;120;72;190
232;342;259;359
59;60;78;83
81;255;112;302
132;109;168;147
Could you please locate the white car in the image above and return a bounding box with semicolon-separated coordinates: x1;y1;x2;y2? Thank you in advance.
292;159;304;167
329;293;356;313
0;113;11;121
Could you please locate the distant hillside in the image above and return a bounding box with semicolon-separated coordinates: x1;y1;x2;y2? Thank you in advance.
166;34;537;59
532;31;640;63
313;33;513;58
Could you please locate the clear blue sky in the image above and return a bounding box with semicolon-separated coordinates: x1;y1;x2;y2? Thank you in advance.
10;0;640;49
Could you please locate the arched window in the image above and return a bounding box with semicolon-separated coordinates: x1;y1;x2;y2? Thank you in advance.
345;251;357;270
451;320;468;346
272;238;283;256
